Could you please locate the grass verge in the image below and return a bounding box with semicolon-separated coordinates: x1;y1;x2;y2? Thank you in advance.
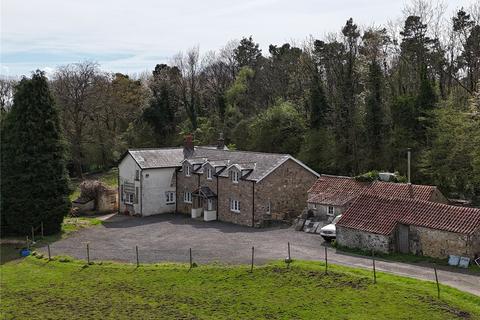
1;257;479;319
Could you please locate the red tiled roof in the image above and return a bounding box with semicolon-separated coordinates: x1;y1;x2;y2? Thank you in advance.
307;175;371;206
365;181;439;202
307;175;444;206
337;194;480;235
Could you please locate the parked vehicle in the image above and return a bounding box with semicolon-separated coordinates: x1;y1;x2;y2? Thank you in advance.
319;215;342;241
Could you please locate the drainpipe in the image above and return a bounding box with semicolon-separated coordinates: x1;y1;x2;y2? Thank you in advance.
140;169;143;216
252;181;255;227
175;170;178;215
117;168;120;215
216;175;219;221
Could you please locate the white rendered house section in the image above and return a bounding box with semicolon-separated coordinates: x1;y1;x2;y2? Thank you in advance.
118;153;141;214
141;167;177;216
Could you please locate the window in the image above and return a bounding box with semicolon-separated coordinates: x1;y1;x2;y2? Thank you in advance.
184;191;192;203
328;206;334;215
207;199;213;211
125;193;134;204
166;191;176;204
266;201;271;215
207;167;212;180
231;170;239;183
313;203;317;209
230;199;240;213
185;165;191;177
135;170;140;181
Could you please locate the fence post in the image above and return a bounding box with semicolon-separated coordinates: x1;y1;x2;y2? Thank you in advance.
324;246;328;274
47;244;51;261
26;236;30;250
189;248;193;270
86;243;90;264
41;222;44;238
434;266;440;299
286;242;292;269
372;250;376;284
31;226;35;243
136;245;139;268
250;246;254;273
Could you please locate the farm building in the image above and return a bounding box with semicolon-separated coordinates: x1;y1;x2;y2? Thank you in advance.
307;175;447;220
118;135;319;227
336;194;480;259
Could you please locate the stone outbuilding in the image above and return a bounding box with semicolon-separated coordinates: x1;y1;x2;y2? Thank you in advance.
336;194;480;259
307;175;448;221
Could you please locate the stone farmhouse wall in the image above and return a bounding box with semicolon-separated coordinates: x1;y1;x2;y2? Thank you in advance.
408;226;479;259
218;175;254;226
176;167;200;215
255;159;318;226
336;226;392;254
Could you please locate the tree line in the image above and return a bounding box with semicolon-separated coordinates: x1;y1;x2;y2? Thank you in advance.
1;1;480;205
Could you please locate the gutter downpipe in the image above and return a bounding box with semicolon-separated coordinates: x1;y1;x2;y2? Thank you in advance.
252;181;255;227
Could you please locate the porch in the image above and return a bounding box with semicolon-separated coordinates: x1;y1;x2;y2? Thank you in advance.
191;186;217;222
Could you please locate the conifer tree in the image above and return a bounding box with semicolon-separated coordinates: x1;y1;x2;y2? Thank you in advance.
1;71;70;235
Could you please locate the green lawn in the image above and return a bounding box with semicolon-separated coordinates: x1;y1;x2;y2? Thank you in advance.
1;258;479;320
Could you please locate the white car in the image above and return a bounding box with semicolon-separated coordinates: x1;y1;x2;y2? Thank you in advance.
319;215;342;241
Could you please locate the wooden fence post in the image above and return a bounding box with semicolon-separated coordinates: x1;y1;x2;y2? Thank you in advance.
86;243;90;264
26;236;30;250
250;246;254;273
41;222;44;238
324;246;328;274
434;266;440;299
372;250;376;284
136;245;139;268
47;244;51;261
31;226;35;243
189;248;193;270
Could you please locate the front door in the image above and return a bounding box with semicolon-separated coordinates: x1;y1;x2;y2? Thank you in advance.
207;199;213;211
397;224;409;254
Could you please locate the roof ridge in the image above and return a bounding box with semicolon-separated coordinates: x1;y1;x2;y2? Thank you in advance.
194;146;291;157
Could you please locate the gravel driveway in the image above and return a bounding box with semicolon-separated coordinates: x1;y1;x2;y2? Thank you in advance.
42;214;480;296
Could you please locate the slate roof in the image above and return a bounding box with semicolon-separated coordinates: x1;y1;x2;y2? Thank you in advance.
128;148;184;169
307;175;370;206
124;146;318;182
337;194;480;235
192;186;217;198
307;176;444;205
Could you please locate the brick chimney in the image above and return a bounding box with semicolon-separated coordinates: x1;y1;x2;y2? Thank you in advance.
183;134;194;158
217;132;225;150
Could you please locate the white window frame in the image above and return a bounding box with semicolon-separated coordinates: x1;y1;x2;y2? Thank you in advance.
230;199;240;213
166;191;176;204
207;167;212;180
185;165;191;177
184;191;192;203
328;206;335;216
125;193;134;204
231;170;239;183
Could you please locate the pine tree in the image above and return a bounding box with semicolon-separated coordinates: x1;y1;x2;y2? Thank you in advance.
1;71;70;235
365;60;385;168
309;74;330;129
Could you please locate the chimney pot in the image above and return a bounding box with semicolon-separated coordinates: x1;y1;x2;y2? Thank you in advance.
217;132;225;150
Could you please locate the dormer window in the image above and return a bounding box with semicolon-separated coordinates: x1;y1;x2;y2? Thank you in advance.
207;167;212;180
185;164;191;177
231;170;239;183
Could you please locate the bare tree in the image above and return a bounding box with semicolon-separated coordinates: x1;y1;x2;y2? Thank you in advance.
52;61;100;177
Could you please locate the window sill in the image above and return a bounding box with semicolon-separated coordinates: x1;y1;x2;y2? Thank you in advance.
230;210;240;213
166;202;175;205
184;201;192;204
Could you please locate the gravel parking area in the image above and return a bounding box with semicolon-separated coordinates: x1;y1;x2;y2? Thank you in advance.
41;213;480;296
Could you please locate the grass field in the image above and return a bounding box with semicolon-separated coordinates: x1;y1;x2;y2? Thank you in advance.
1;258;479;320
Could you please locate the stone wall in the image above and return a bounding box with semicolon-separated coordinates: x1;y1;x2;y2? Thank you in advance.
176;166;200;215
408;225;479;259
254;159;318;226
217;175;254;226
336;226;392;253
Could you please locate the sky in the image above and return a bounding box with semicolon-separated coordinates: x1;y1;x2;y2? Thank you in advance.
0;0;475;78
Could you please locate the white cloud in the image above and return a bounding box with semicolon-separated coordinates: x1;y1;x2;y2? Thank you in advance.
1;0;477;76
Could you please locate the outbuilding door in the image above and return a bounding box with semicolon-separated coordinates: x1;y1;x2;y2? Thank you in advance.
397;224;409;254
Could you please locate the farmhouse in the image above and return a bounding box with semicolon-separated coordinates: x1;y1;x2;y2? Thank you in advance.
336;194;480;259
118;135;319;227
307;175;447;220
